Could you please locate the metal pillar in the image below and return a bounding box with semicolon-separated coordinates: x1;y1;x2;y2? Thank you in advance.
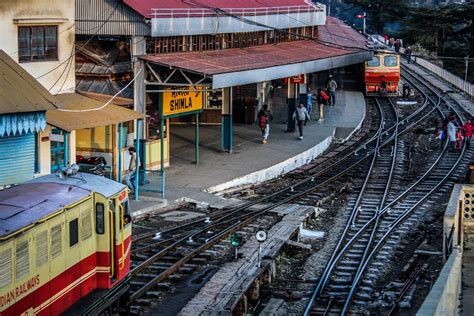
160;118;165;199
64;132;69;166
222;87;233;152
118;122;123;182
195;113;199;164
134;119;141;201
287;83;297;132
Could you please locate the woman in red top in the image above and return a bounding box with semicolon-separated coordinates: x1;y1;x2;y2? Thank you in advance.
461;118;474;149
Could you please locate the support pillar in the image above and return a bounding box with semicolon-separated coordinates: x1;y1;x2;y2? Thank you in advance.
64;132;69;166
195;113;199;164
160;118;165;199
118;122;123;182
222;87;233;152
134;119;142;201
287;83;297;132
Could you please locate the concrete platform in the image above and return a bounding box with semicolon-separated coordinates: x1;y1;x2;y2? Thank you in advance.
132;88;365;215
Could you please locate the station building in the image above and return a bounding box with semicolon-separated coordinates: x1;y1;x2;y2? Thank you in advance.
0;0;146;187
74;0;371;198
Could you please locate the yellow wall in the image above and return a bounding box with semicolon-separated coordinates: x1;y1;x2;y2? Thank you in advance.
76;126;113;152
0;0;76;95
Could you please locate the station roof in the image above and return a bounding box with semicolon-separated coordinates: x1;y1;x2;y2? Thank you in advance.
139;17;369;88
47;93;147;132
0;183;91;239
124;0;319;18
0;50;61;114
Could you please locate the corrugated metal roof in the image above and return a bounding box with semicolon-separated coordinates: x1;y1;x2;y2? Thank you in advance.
125;0;318;18
139;39;364;76
76;0;150;36
0;50;61;114
46;93;147;132
319;17;368;50
29;172;126;199
0;182;91;238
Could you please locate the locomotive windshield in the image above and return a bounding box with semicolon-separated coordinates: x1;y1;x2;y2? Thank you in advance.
384;55;398;67
367;56;380;67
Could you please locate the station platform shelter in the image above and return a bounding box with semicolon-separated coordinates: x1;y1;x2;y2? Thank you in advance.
131;77;366;213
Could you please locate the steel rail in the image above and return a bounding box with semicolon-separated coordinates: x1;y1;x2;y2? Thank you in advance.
340;65;467;313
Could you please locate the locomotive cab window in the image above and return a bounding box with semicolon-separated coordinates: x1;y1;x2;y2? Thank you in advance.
367;56;380;67
96;203;105;234
69;218;79;247
121;200;132;226
384;55;398;67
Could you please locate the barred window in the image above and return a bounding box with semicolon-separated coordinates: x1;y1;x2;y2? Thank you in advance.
0;249;12;287
51;224;62;258
36;230;48;267
82;208;92;240
16;240;29;280
18;26;58;62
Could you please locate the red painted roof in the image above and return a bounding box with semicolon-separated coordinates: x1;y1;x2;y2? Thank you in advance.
124;0;317;18
319;17;367;50
139;39;364;76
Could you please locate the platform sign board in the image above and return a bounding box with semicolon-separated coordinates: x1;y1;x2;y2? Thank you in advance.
161;87;204;118
289;74;305;84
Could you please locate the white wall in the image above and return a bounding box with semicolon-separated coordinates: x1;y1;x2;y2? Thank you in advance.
0;0;75;95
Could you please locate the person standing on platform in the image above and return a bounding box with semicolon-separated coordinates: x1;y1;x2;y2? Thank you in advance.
316;88;329;121
394;39;401;52
384;34;389;45
257;104;273;144
326;75;338;106
461;119;474;149
293;101;310;140
126;147;139;194
405;46;412;63
307;89;313;116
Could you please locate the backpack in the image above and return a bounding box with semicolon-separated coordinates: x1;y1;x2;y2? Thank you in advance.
259;113;269;128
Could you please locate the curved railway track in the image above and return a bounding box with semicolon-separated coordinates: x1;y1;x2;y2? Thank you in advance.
303;65;470;315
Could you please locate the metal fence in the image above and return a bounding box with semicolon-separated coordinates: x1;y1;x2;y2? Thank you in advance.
138;169;163;193
412;55;474;98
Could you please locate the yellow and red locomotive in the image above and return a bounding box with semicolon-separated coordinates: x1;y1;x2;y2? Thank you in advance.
364;51;400;96
0;172;132;315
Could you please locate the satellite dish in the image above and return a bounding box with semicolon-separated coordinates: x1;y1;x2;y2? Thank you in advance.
256;230;267;242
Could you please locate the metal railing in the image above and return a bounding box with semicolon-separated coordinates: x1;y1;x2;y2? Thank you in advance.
151;5;324;18
138;169;163;193
412;56;474;98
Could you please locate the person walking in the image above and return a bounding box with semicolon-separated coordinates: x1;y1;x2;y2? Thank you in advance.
257;104;273;144
435;127;445;149
316;88;329;121
461;118;474;149
394;39;401;52
447;117;457;150
125;147;140;194
456;129;464;150
326;75;338;106
293;101;310;140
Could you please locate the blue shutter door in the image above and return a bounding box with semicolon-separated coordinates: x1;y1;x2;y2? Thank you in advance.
0;133;35;185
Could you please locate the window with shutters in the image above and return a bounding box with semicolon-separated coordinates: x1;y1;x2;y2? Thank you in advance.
36;230;48;267
69;219;79;247
18;26;58;62
16;240;29;280
82;208;92;240
51;224;62;258
0;249;12;288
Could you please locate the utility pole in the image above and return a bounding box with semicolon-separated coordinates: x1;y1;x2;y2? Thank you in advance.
328;0;331;16
363;12;366;34
465;56;469;82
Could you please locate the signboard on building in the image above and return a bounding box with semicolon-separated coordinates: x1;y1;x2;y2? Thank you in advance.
161;87;204;118
287;75;305;84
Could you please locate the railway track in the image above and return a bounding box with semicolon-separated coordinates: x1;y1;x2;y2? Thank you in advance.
303;65;471;315
126;66;462;313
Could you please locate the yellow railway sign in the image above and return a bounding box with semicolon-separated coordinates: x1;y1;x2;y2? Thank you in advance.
162;87;204;118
